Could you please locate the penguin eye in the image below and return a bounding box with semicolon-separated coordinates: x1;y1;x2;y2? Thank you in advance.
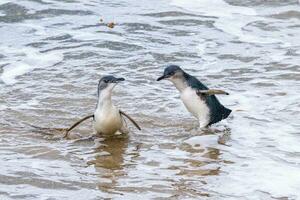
169;71;175;76
104;80;109;83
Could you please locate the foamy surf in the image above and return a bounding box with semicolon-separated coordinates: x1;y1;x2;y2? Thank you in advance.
171;0;282;44
0;47;63;85
171;0;256;17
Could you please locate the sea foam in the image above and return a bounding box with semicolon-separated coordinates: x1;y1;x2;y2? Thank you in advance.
171;0;281;44
0;47;63;85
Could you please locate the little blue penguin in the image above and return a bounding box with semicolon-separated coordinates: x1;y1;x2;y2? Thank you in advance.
63;75;141;139
157;65;231;128
94;75;128;136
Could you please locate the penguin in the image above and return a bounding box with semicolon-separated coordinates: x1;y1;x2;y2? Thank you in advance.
157;65;231;128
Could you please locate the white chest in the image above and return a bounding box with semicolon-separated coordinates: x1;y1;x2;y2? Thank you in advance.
94;104;122;135
180;87;210;126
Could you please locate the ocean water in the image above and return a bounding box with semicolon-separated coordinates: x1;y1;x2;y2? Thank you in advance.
0;0;299;199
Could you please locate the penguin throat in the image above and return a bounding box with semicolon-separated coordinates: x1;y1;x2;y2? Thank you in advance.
97;89;113;108
170;78;188;92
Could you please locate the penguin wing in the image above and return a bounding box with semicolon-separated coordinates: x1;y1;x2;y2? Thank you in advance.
188;76;229;96
188;75;231;123
63;114;94;138
196;89;229;96
119;110;141;130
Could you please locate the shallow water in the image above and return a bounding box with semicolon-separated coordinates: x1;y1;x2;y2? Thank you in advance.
0;0;300;199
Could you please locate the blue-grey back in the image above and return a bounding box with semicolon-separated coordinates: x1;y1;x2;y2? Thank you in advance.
185;72;231;125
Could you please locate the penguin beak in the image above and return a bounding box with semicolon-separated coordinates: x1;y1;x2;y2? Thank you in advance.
115;77;125;83
117;77;125;82
157;75;166;81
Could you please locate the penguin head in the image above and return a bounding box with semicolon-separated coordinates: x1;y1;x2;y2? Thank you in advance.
157;65;184;81
98;75;125;95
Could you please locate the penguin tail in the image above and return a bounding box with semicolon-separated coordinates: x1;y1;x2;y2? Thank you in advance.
222;107;232;120
208;106;232;126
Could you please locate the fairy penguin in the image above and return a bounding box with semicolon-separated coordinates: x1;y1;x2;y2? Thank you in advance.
94;76;127;135
157;65;231;128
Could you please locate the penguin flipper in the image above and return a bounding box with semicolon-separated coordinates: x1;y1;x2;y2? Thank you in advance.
196;89;229;96
64;114;94;138
119;110;141;130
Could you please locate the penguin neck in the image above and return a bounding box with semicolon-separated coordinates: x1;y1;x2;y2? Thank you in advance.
97;89;113;109
170;77;188;92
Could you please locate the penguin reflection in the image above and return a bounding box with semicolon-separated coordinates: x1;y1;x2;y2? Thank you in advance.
91;136;129;170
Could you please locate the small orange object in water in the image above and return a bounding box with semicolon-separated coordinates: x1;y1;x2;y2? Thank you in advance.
107;22;115;28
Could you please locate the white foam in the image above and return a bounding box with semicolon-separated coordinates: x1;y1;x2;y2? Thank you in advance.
210;85;300;199
208;144;300;199
0;47;64;85
21;24;47;36
171;0;256;17
1;63;32;85
0;104;8;110
184;135;218;149
0;0;11;5
196;39;218;62
172;0;282;44
69;30;125;42
214;17;281;44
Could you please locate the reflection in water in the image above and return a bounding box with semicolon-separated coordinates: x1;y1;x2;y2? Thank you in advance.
88;136;130;194
179;134;222;177
91;136;129;170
